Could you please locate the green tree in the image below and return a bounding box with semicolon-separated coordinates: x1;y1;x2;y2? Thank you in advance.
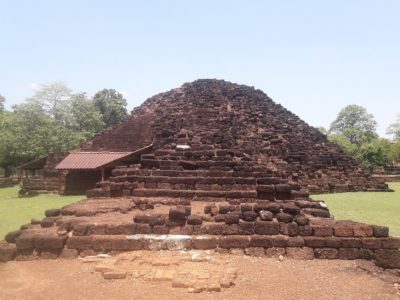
0;102;87;171
329;133;391;171
0;103;55;173
329;105;378;144
388;141;400;164
353;139;391;171
328;134;357;156
70;93;105;138
387;114;400;141
93;89;128;128
0;94;5;114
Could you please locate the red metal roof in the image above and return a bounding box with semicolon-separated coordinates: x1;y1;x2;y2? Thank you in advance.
56;152;133;170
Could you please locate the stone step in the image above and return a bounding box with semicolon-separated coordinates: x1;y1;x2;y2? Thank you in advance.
131;189;258;199
112;168;286;182
139;158;273;171
138;182;255;191
111;175;283;185
29;234;399;269
140;159;237;170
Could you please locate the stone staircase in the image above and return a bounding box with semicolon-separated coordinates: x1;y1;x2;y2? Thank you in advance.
87;145;309;201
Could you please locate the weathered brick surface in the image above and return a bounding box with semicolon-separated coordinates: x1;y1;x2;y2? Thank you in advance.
339;248;360;260
45;209;61;217
375;249;400;269
340;238;361;248
218;236;250;249
286;237;305;247
325;237;341;248
15;232;35;250
314;248;339;259
353;225;373;237
249;236;273;248
304;237;326;248
286;247;314;260
5;230;22;243
381;237;400;249
361;238;381;250
33;235;66;250
113;237;142;251
40;250;60;259
152;225;169;234
280;222;299;236
359;249;375;260
245;247;265;256
271;236;288;248
312;226;333;237
192;237;218;249
238;222;255;235
372;226;389;238
67;236;93;250
0;241;17;262
265;247;286;257
254;221;280;235
59;248;78;259
187;215;202;225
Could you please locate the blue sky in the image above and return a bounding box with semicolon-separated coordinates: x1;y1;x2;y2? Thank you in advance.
0;0;399;137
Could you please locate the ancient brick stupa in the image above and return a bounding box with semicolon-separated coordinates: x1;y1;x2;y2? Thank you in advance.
1;79;398;271
85;78;388;196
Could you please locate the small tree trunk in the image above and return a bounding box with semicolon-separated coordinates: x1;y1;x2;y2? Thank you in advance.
4;166;12;178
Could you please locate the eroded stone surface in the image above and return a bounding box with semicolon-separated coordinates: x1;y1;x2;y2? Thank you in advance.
90;250;237;293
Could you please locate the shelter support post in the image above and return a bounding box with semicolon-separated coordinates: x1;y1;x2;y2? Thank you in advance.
58;170;61;195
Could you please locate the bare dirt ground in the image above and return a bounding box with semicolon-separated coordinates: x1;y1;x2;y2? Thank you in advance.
0;251;399;300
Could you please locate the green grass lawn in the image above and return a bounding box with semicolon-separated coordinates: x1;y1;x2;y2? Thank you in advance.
312;182;400;237
0;185;84;239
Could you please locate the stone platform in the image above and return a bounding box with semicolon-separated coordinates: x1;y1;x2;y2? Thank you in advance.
1;197;399;270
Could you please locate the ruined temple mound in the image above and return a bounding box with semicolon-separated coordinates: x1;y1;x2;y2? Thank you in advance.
83;79;388;195
1;79;398;271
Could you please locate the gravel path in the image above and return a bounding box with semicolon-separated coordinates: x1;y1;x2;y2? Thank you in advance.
0;252;399;300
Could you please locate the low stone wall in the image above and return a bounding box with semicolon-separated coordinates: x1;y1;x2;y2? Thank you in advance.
21;173;59;194
2;233;399;269
19;152;67;195
0;177;15;188
372;175;400;183
1;201;399;269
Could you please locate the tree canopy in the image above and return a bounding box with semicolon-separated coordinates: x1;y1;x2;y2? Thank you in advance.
27;82;72;120
329;104;377;144
93;89;128;128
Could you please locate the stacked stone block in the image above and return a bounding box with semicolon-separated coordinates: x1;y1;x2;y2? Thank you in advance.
2;199;400;269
